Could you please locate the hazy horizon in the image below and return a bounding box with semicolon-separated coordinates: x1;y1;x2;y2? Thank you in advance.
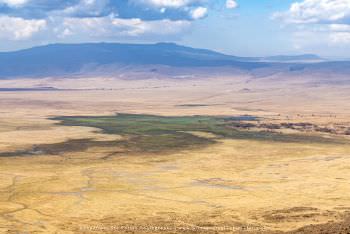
1;41;349;61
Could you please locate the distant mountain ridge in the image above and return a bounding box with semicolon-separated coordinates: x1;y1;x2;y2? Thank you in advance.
261;54;325;63
0;42;260;78
0;42;347;78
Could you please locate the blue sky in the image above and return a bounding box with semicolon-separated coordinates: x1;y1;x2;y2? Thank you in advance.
0;0;350;57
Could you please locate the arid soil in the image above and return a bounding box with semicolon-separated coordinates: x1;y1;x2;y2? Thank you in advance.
0;74;349;233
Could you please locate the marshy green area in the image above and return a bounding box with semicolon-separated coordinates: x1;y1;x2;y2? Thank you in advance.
0;113;346;157
51;114;346;154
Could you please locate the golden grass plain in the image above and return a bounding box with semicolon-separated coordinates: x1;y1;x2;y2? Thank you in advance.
0;75;349;233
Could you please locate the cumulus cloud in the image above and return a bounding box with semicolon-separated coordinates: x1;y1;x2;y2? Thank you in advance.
0;0;201;42
128;0;208;20
327;24;350;43
0;0;207;20
273;0;350;24
329;32;350;43
190;6;207;19
226;0;238;9
58;0;111;18
56;14;191;38
273;0;350;48
0;0;28;8
329;23;350;31
0;0;235;44
133;0;201;8
0;15;46;39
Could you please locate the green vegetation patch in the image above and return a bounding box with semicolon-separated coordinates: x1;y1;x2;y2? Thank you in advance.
1;113;346;158
52;113;346;153
53;114;220;154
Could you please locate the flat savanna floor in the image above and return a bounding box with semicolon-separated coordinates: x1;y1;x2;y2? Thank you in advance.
0;75;350;233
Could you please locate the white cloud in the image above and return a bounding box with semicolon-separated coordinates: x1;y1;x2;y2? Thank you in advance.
0;0;28;7
58;15;191;38
273;0;350;49
329;23;350;31
0;0;211;45
0;16;46;40
59;0;110;17
134;0;199;8
327;24;350;43
226;0;238;9
190;6;207;19
329;32;350;43
274;0;350;24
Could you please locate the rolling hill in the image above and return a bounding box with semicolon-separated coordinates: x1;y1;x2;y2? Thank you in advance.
0;42;348;78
